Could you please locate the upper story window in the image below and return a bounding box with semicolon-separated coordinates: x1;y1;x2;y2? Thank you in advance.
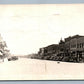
71;44;76;48
77;44;79;48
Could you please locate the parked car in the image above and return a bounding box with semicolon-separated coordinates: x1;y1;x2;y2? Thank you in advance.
8;56;18;61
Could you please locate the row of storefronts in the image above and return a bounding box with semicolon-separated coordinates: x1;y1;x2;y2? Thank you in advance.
38;35;84;62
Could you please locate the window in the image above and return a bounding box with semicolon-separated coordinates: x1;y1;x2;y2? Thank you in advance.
80;43;81;48
77;44;79;48
71;44;76;48
82;43;83;48
83;43;84;48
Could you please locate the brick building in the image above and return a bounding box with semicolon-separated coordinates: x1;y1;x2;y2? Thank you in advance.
63;35;84;62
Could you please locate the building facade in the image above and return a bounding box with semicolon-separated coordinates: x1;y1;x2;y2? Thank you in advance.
63;35;84;62
38;35;84;62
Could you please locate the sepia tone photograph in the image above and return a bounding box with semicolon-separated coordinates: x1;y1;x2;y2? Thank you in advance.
0;0;84;80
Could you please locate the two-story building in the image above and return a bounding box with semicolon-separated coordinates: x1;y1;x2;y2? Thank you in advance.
64;35;84;62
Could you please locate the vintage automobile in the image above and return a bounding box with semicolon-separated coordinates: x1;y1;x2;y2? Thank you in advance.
8;56;18;61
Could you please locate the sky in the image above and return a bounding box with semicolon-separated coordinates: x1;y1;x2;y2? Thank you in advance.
0;4;84;55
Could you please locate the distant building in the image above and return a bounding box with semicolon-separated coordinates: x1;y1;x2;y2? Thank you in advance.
38;44;59;56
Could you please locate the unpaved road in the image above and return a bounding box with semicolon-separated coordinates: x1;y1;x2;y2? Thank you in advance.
0;58;84;80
